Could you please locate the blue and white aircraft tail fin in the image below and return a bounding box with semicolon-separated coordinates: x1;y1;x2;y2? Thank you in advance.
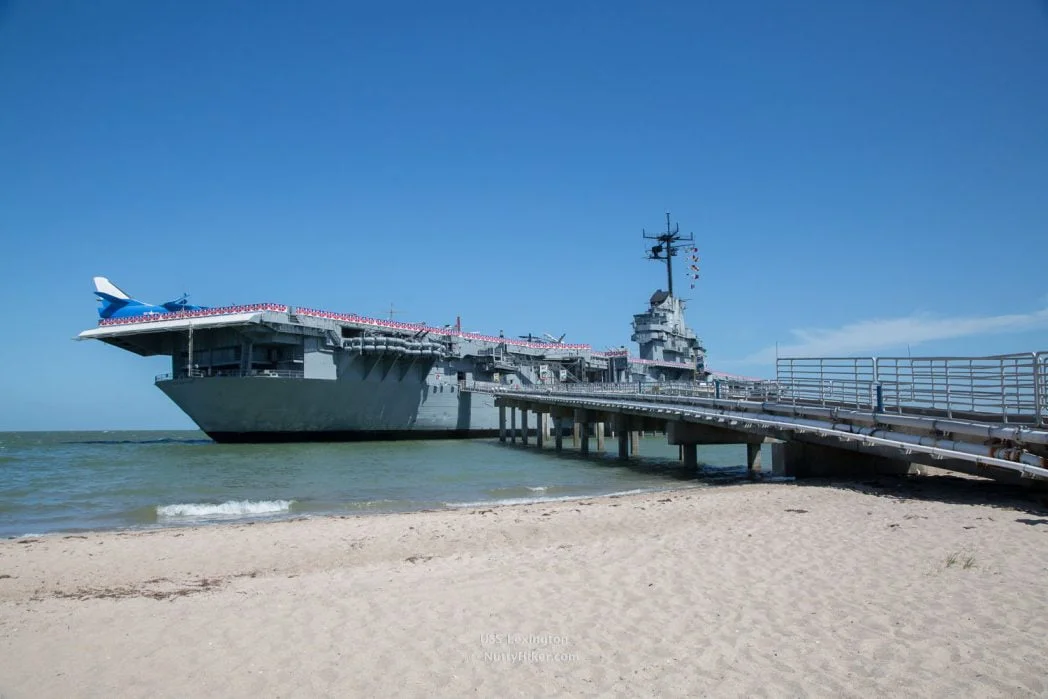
93;276;140;319
93;276;131;300
93;277;208;319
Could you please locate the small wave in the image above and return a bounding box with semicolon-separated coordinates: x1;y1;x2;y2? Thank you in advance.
157;500;293;518
445;488;655;509
67;438;211;445
446;494;585;508
485;485;553;498
344;499;398;510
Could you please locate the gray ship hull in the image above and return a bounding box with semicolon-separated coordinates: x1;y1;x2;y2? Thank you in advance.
158;374;499;443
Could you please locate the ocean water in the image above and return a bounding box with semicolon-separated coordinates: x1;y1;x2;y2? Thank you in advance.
0;431;770;537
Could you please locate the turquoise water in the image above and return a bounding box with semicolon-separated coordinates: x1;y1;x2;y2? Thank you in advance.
0;431;769;537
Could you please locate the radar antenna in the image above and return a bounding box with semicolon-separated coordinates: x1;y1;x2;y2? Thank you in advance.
642;212;694;297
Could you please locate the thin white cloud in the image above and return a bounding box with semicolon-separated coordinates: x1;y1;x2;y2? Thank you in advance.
727;306;1048;365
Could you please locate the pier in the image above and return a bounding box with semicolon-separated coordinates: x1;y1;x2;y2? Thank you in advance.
466;351;1048;485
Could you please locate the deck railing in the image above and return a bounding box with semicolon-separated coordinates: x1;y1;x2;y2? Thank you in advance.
774;357;878;409
776;352;1047;425
462;378;775;402
155;369;305;382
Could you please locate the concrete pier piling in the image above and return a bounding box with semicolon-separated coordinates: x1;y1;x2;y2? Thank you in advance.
575;409;590;454
747;442;762;477
772;441;914;479
616;415;630;458
681;443;697;470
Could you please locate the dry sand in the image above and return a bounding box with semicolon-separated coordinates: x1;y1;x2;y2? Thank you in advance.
2;476;1047;698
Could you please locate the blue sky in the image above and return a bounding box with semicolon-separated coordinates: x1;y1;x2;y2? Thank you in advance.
1;1;1046;430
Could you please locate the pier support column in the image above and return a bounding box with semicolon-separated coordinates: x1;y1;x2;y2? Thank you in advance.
617;415;629;458
572;422;580;449
682;443;698;470
630;430;640;456
521;410;529;446
596;421;605;452
772;441;915;479
747;442;762;477
536;413;546;448
554;417;564;451
498;406;506;443
575;410;590;455
510;408;517;444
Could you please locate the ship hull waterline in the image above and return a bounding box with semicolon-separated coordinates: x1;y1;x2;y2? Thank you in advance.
157;375;507;443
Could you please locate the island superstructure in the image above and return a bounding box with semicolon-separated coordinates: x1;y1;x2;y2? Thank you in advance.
79;215;708;442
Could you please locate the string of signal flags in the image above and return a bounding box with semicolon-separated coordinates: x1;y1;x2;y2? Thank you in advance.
688;246;700;289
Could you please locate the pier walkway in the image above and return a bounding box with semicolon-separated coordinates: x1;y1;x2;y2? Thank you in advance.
463;352;1048;484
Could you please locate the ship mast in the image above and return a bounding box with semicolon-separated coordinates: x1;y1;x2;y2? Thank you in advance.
643;212;693;297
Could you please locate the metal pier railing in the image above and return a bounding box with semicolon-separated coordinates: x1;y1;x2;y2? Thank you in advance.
776;352;1047;426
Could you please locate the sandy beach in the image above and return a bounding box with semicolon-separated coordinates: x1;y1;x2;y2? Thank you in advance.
2;476;1047;698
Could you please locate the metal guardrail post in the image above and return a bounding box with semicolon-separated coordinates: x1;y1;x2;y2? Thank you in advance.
872;357;879;412
1035;352;1045;427
949;358;956;414
819;359;825;407
967;358;975;414
998;358;1005;422
934;360;943;414
853;359;859;409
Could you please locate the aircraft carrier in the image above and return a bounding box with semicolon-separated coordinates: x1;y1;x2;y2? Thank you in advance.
79;216;709;442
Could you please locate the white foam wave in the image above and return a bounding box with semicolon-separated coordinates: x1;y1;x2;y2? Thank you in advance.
526;486;548;493
157;500;293;518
